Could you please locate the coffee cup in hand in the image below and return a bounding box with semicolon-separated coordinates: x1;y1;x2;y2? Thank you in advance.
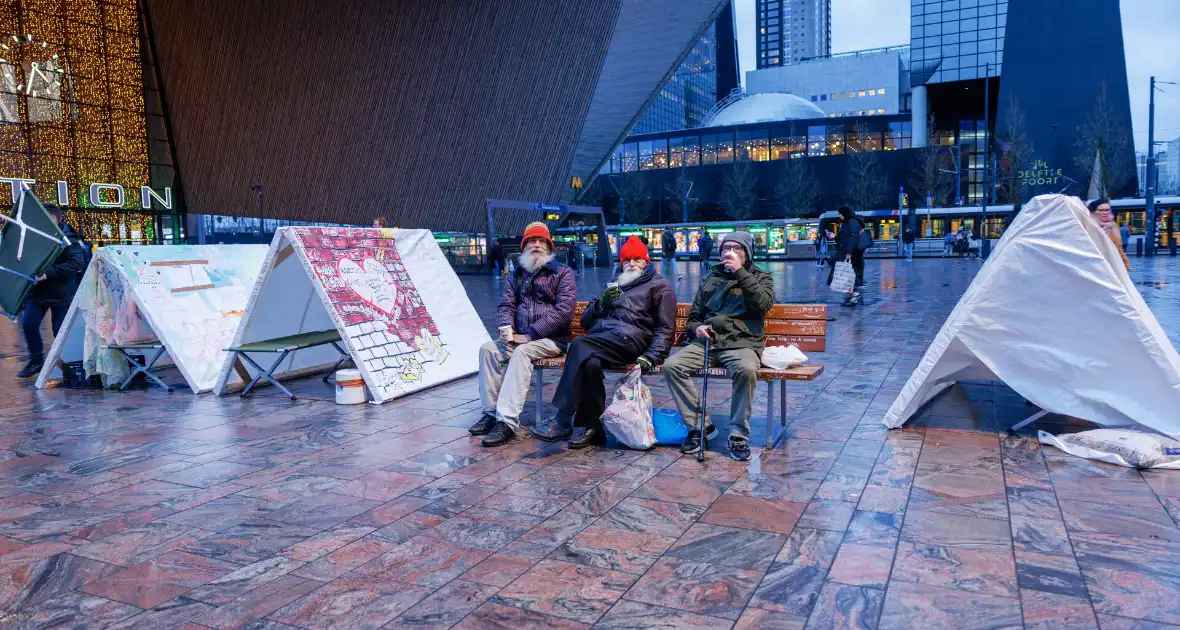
499;325;513;342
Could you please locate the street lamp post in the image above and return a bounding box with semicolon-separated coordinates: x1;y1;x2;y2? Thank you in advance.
981;63;992;260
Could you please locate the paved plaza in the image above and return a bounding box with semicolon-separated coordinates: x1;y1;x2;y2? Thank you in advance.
0;256;1179;629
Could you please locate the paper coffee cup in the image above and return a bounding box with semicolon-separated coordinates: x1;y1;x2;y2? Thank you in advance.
607;282;619;290
499;325;513;338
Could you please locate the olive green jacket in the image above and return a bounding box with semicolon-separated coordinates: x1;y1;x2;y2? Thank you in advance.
684;263;775;351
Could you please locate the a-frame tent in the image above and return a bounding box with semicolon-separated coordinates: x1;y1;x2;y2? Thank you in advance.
36;244;268;393
213;227;487;403
883;194;1180;439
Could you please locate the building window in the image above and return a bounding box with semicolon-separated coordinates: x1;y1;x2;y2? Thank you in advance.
682;136;700;166
808;125;826;157
858;90;866;97
622;143;638;172
749;129;769;161
811;95;818;102
868;89;876;96
826;125;845;155
879;87;886;94
716;132;734;163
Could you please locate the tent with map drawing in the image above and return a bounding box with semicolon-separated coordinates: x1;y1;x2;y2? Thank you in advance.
35;244;269;393
213;227;487;403
883;194;1180;439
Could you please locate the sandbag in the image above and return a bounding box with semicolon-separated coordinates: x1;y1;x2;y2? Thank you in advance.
1038;429;1180;469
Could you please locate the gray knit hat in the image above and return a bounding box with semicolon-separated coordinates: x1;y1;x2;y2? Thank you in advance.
719;231;754;262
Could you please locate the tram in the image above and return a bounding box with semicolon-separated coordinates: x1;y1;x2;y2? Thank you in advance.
437;195;1180;268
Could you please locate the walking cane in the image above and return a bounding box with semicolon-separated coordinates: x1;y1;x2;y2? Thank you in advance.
698;336;711;462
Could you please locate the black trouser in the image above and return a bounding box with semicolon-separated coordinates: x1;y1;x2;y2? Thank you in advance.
850;249;865;289
551;331;643;431
22;300;68;363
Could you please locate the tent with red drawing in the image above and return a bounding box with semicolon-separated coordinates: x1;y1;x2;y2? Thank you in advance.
213;227;487;403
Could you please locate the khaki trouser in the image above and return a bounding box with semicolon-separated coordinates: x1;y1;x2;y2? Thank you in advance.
478;338;561;430
663;343;760;442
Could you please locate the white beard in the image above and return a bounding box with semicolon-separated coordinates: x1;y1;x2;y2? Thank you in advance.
617;267;643;286
518;251;553;274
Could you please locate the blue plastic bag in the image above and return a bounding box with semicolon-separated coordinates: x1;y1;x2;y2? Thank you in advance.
653;408;689;445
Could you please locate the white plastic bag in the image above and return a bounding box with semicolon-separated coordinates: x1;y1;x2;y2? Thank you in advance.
762;345;808;369
830;261;855;293
1038;429;1180;469
601;366;656;450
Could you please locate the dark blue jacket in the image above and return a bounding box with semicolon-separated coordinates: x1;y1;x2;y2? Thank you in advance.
497;258;577;350
31;222;85;307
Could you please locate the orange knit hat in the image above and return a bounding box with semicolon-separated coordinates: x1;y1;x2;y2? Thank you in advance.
619;235;649;262
521;222;553;250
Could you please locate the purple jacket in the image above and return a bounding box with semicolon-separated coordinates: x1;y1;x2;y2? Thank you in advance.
497;259;577;350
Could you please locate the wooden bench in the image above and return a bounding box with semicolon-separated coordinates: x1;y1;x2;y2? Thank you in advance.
532;302;827;448
226;329;353;400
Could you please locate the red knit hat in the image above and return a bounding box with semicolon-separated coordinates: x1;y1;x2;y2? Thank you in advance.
619;235;649;262
521;221;553;250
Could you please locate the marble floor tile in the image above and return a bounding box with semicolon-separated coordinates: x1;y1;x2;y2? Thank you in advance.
892;540;1019;597
554;524;678;574
452;601;591;629
877;580;1022;630
1020;589;1099;630
805;581;884;629
81;550;239;608
700;494;805;535
269;573;430;630
596;600;736;629
494;558;634;624
828;542;894;589
665;522;787;571
623;556;761;620
354;534;490;588
599;497;706;538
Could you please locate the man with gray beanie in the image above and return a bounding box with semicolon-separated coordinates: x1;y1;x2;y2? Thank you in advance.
662;230;774;461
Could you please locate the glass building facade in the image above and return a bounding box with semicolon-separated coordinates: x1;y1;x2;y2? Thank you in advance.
632;24;718;135
757;0;831;68
602;115;912;175
910;0;1007;85
0;0;181;245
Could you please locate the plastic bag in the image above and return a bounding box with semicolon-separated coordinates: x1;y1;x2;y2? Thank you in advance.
829;261;855;293
1038;429;1180;469
601;366;656;450
762;345;807;369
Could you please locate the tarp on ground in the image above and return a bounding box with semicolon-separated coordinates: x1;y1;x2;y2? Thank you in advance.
882;194;1180;439
0;189;69;319
36;244;268;393
213;227;488;403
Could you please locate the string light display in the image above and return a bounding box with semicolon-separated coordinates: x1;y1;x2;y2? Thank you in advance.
0;0;166;245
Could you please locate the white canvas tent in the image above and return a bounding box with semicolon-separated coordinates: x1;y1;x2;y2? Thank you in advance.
36;244;268;393
213;227;487;403
883;194;1180;439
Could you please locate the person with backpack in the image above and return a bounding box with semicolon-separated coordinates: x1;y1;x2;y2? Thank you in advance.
834;206;869;306
18;205;86;378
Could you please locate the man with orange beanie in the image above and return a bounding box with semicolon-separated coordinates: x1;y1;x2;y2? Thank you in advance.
529;235;675;448
469;221;577;447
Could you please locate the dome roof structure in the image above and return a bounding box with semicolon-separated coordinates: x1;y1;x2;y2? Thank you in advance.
706;92;826;127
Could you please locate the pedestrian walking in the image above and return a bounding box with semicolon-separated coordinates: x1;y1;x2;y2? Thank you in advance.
814;229;828;267
18;204;85;378
697;231;714;268
661;230;682;281
902;226;915;261
834;206;868;306
942;231;954;257
1119;221;1131;254
1089;198;1131;271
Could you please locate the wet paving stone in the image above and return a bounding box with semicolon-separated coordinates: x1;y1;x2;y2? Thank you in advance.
0;258;1178;628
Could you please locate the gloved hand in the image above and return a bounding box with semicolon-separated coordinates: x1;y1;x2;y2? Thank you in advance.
598;286;622;311
636;356;654;372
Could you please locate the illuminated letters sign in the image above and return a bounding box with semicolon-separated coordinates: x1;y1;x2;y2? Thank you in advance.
1017;159;1064;187
0;177;172;210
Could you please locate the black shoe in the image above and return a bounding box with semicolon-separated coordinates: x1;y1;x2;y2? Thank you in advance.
529;415;573;442
679;425;717;454
568;427;606;450
17;361;43;378
469;413;497;436
481;421;516;447
728;437;751;461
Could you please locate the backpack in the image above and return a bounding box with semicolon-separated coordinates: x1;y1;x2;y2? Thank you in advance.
856;220;874;250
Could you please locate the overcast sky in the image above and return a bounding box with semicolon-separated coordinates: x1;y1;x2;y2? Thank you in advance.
733;0;1180;155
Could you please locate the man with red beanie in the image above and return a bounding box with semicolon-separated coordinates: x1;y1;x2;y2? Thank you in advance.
469;221;577;447
529;235;675;448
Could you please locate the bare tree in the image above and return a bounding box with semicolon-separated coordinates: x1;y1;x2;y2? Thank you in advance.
620;174;651;224
1072;83;1134;198
909;145;953;208
845;129;888;211
996;96;1033;205
663;170;696;222
721;160;759;220
773;157;821;218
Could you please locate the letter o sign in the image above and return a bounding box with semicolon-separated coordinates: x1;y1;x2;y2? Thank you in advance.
89;183;125;208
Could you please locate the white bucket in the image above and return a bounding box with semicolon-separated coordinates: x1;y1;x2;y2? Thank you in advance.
335;369;366;405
